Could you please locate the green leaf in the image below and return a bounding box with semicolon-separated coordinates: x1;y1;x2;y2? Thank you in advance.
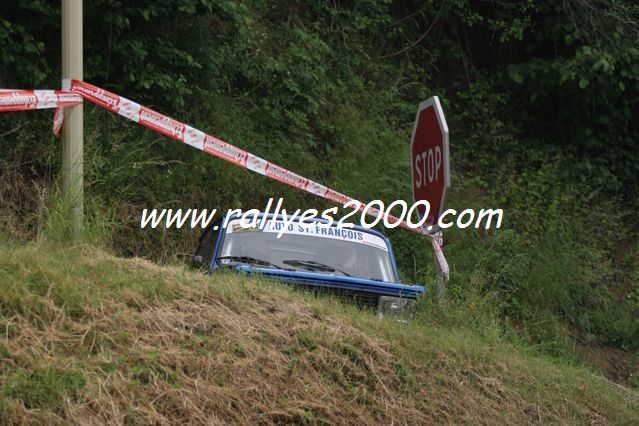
24;42;37;53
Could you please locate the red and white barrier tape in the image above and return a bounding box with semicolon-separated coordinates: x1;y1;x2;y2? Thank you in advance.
0;88;82;136
0;89;82;112
0;81;449;275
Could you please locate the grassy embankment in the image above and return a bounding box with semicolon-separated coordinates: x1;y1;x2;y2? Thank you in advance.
0;240;637;424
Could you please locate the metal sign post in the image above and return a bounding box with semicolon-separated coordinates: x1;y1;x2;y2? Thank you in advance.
61;0;83;239
432;230;446;302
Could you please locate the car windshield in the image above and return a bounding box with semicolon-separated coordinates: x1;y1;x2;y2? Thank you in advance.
218;218;398;282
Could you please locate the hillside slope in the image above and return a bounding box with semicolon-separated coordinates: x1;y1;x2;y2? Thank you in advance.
0;242;637;425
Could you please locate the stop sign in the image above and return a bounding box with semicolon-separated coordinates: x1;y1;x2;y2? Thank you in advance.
410;96;450;229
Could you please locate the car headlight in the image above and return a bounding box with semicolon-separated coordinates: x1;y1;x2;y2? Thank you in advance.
377;296;416;322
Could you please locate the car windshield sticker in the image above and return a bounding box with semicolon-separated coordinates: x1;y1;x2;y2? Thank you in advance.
229;222;259;233
225;218;389;252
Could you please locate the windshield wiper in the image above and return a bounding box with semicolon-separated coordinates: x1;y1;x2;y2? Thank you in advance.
217;256;282;269
282;259;352;277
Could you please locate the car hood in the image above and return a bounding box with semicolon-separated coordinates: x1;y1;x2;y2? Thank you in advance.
225;264;425;299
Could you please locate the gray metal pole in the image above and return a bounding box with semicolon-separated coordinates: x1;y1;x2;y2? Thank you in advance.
435;262;445;303
433;230;445;303
61;0;83;239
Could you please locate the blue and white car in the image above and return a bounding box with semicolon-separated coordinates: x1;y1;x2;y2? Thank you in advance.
192;212;425;321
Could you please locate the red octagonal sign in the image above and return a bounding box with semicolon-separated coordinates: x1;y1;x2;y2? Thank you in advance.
410;96;450;229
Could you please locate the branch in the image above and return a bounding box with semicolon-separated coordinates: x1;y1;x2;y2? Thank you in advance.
0;121;29;138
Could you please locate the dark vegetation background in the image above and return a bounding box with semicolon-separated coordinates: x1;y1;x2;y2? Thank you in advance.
1;0;637;383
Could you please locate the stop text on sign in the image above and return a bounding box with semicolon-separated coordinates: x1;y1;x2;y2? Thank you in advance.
414;146;442;188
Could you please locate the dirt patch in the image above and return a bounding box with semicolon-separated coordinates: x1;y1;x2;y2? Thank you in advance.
575;343;639;383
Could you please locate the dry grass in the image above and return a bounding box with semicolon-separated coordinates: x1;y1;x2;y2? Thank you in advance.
0;155;48;241
0;243;637;425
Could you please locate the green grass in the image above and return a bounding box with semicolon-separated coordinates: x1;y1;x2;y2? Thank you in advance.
0;239;637;424
2;367;85;409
